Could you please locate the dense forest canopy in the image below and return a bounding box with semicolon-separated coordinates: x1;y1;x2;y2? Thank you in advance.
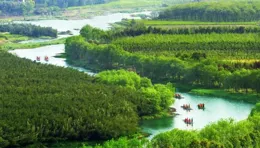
65;24;260;103
0;51;173;147
0;23;57;37
158;1;260;22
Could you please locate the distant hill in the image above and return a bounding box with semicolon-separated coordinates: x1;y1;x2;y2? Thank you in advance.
0;0;115;16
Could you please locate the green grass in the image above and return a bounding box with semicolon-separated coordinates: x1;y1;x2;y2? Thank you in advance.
0;33;30;42
190;89;260;104
0;32;65;51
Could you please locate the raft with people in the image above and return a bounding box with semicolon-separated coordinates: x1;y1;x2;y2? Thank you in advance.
44;56;49;62
184;118;193;125
198;103;205;110
181;104;192;111
36;56;40;61
174;93;184;99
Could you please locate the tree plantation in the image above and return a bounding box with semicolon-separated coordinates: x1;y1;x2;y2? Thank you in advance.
158;1;260;22
0;51;174;147
65;24;260;103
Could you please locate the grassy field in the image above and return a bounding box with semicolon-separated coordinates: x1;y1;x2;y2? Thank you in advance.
190;89;260;104
0;33;65;51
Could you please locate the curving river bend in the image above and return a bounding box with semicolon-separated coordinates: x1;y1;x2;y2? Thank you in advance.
9;12;254;139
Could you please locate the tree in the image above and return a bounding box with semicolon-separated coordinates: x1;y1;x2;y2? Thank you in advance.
22;0;35;16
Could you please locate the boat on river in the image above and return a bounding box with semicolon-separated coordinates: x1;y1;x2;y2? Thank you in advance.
44;56;49;62
181;104;192;111
175;93;184;99
184;118;193;125
36;56;40;61
198;103;205;110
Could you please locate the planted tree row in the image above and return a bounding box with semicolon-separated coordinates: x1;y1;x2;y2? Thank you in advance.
0;23;57;38
112;33;260;52
80;23;260;43
158;1;260;22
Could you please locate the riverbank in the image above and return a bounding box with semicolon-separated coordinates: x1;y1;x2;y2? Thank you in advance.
0;0;160;21
190;89;260;104
1;38;65;51
0;32;65;51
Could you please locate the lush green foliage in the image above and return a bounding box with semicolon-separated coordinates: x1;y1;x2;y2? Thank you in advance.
0;0;34;16
190;89;259;103
113;33;260;52
151;118;260;148
95;70;174;116
87;137;148;148
0;51;145;147
81;21;260;43
0;23;57;37
158;1;260;22
65;34;260;103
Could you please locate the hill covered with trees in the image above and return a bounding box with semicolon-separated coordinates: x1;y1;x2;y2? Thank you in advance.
158;1;260;22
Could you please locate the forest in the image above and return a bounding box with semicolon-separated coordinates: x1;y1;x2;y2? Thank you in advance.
0;0;114;16
158;1;260;22
0;23;57;37
65;23;260;104
0;51;174;147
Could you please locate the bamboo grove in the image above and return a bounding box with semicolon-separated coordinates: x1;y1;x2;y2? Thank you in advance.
0;51;173;147
158;1;260;22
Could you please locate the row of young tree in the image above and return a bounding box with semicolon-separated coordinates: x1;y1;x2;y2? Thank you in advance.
158;1;260;22
84;103;260;148
65;36;260;102
0;23;57;37
112;33;260;52
0;51;173;147
80;22;260;43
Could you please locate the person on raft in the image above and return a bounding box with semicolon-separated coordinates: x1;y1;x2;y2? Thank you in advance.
198;103;205;108
184;118;193;124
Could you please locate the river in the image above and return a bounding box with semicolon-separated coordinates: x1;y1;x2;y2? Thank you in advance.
9;12;254;140
141;92;253;139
